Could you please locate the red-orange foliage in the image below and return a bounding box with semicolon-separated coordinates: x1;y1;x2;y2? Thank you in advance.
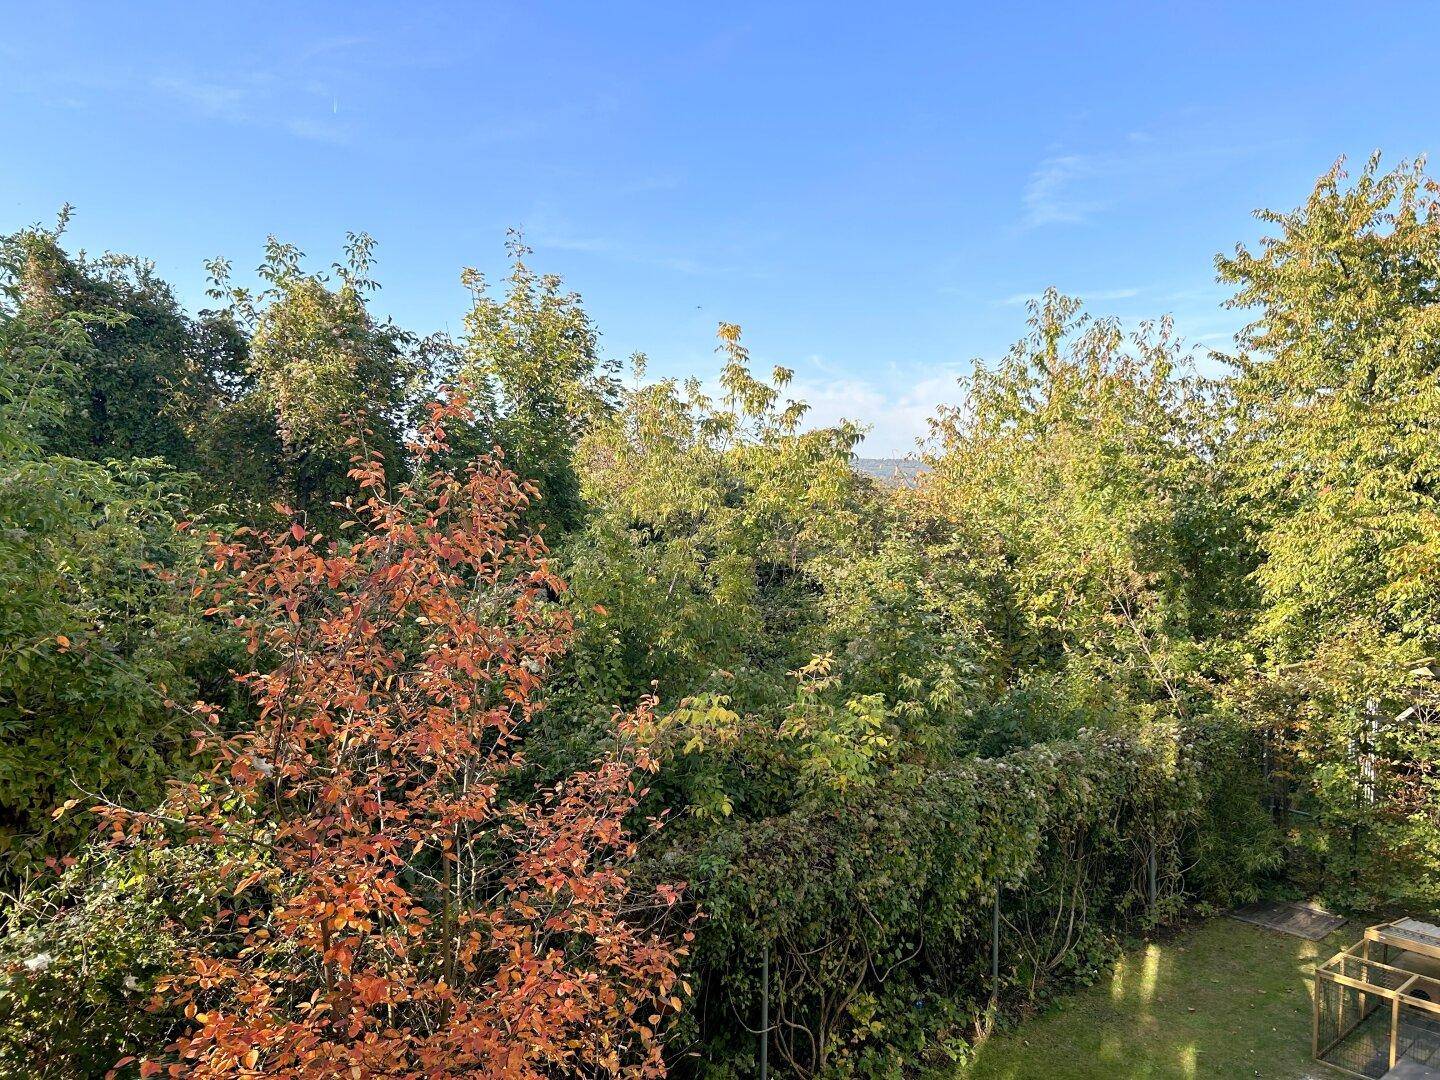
103;400;688;1078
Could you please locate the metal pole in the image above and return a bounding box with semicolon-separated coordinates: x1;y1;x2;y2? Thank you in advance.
991;890;1001;986
760;941;769;1080
1148;845;1158;910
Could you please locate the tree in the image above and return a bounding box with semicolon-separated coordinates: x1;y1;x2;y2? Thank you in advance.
97;398;687;1078
1219;155;1440;904
565;324;865;702
0;231;221;882
910;290;1235;751
544;324;873;817
0;214;207;467
456;233;619;535
0;216;291;520
205;234;435;528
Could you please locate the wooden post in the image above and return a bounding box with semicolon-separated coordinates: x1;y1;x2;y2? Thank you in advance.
1312;971;1322;1060
759;941;769;1080
1390;995;1401;1069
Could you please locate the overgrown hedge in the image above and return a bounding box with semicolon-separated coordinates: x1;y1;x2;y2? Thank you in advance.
658;727;1241;1077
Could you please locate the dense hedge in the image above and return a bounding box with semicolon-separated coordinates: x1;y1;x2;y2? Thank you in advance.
661;727;1211;1077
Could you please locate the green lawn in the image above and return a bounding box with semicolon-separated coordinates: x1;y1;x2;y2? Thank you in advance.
960;917;1352;1079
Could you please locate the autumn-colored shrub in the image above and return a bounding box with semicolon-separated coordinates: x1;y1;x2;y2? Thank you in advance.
97;399;687;1078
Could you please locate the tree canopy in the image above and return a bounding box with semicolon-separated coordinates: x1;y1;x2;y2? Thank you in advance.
2;158;1437;1077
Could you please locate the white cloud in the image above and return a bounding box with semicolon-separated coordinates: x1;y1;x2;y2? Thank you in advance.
150;73;354;145
786;367;967;455
1022;154;1105;227
151;76;251;123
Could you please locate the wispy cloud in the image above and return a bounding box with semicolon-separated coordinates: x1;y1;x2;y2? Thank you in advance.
1020;122;1290;231
151;75;252;123
802;353;841;376
522;209;746;277
993;286;1139;307
150;72;354;145
1022;154;1105;227
299;35;374;61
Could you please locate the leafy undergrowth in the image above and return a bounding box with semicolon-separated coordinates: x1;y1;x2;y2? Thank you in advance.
956;917;1353;1080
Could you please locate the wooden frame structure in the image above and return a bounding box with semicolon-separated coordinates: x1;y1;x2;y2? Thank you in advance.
1314;920;1440;1077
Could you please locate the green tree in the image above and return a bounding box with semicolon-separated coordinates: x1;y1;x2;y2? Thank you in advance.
455;233;618;534
538;322;872;823
1;214;207;467
205;233;434;527
910;290;1237;751
1219;155;1440;905
0;240;221;881
0;216;291;520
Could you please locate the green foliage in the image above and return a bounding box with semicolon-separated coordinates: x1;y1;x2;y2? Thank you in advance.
674;728;1201;1076
912;291;1236;749
1220;155;1440;654
0;216;107;456
204;234;435;526
559;324;866;704
0;452;214;880
456;232;619;534
0;238;224;883
0;845;219;1078
1220;154;1440;907
778;654;894;797
1;214;208;467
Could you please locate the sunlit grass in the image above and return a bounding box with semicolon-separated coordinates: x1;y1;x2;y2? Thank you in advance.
956;917;1351;1079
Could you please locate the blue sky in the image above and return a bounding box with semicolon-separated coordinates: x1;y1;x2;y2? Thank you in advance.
3;2;1436;451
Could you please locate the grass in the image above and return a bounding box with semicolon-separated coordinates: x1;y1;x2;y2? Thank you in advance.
958;916;1354;1079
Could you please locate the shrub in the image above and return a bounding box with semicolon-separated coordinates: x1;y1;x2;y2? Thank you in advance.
88;399;689;1078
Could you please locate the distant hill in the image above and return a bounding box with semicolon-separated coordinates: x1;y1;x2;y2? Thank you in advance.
852;457;927;485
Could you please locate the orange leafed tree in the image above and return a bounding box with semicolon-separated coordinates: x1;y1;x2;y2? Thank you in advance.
104;398;688;1078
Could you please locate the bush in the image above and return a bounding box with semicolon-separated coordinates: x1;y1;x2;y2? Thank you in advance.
0;846;217;1078
665;728;1205;1076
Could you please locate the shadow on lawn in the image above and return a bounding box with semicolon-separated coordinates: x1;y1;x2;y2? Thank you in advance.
961;919;1344;1079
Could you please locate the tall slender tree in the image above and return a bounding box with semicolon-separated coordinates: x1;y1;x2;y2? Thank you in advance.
455;233;619;535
